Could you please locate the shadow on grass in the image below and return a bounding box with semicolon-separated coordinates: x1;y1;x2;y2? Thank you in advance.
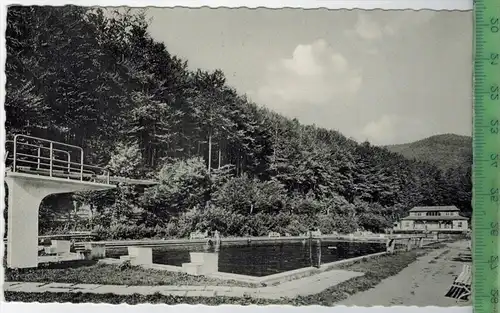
40;260;99;269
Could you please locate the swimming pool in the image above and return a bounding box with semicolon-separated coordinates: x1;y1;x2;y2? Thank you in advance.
107;240;385;276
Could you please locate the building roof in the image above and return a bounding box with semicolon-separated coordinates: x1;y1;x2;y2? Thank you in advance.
409;206;460;212
401;215;468;221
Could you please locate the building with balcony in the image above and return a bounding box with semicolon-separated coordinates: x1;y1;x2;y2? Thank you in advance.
393;206;468;233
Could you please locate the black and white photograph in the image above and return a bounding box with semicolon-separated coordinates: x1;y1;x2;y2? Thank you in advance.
2;4;473;307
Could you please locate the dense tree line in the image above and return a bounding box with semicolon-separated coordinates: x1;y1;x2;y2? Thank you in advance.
5;6;472;238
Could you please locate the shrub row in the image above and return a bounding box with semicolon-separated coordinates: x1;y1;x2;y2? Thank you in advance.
87;208;359;240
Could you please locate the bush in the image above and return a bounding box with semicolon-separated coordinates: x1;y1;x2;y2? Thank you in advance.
93;224;160;240
175;209;202;238
152;225;167;239
107;142;143;178
244;212;274;236
118;260;133;271
212;175;287;215
316;213;357;234
92;225;110;240
284;216;310;236
141;157;211;219
164;220;179;238
287;192;322;216
195;205;247;237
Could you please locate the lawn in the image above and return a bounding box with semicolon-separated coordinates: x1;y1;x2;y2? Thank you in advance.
4;260;257;288
4;247;430;305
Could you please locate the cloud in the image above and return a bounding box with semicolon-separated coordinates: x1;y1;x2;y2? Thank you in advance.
360;114;427;145
360;115;397;144
252;39;362;112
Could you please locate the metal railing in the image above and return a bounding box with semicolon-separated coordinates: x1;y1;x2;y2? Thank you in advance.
5;134;110;184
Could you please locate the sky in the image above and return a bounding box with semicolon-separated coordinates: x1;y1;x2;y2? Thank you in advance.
145;8;472;145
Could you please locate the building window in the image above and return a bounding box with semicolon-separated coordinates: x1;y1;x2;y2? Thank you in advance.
426;211;440;216
458;222;463;228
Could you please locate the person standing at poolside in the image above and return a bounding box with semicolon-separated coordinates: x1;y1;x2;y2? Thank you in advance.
214;230;221;251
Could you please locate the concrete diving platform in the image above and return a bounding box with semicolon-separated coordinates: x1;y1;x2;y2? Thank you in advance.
5;171;116;269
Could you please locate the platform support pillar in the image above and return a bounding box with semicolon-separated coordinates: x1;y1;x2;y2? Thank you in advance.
4;173;115;269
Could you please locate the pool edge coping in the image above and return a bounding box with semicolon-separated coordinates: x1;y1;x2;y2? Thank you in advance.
206;250;388;285
100;249;388;286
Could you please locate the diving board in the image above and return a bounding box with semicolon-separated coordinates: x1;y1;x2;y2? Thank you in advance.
4;134;156;268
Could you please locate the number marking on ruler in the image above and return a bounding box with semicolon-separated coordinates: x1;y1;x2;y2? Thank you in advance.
475;1;500;313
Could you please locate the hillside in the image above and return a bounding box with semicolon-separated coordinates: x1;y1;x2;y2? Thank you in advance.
5;7;472;238
384;134;472;171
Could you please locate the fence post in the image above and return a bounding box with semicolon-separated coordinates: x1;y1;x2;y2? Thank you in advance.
49;142;54;177
13;136;17;172
316;239;322;268
309;232;313;267
80;150;84;181
67;152;71;173
37;146;41;169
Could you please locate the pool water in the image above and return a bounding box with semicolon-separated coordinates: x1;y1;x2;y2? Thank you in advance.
107;240;385;277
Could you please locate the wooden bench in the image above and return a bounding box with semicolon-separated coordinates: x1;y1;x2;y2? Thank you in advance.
190;231;208;240
268;232;281;238
457;251;472;262
445;264;472;302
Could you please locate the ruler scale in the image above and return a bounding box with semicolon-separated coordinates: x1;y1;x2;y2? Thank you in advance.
474;0;500;313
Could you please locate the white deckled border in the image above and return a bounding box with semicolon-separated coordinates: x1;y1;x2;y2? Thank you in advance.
1;303;474;313
1;0;473;10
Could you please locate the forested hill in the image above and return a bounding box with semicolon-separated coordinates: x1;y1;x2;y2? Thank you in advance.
384;134;472;171
5;7;472;239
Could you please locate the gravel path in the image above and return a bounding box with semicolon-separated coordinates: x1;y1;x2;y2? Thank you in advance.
337;240;471;306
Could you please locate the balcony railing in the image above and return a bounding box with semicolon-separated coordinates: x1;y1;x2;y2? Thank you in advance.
5;134;110;184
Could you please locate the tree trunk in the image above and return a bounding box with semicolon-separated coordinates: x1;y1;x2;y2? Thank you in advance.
208;130;212;175
218;144;222;169
89;203;94;229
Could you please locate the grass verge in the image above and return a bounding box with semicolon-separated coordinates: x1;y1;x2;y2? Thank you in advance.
5;249;423;305
4;260;256;288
